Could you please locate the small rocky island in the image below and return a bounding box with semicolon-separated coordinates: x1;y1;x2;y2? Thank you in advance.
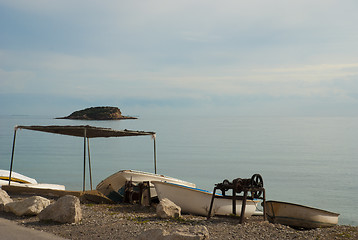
57;106;137;120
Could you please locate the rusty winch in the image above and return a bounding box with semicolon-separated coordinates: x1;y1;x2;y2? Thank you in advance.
207;173;266;223
215;173;264;198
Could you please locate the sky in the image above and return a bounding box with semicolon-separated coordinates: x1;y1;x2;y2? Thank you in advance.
1;0;358;116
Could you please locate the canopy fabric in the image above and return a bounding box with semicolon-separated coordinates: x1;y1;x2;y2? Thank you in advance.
15;125;156;138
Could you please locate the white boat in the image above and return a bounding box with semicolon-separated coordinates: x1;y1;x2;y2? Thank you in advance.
265;200;339;229
0;169;65;191
153;181;259;217
96;170;196;199
0;169;37;185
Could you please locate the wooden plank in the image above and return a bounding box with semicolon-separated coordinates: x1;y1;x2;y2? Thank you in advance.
1;185;113;204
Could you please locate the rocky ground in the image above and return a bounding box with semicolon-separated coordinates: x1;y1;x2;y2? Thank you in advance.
1;200;357;240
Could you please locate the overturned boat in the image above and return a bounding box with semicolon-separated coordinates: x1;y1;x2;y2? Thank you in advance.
0;169;37;185
153;181;258;217
96;170;196;202
0;169;65;190
265;200;339;229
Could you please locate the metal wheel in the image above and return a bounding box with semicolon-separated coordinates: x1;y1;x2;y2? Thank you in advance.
222;179;231;190
218;179;231;195
250;174;263;198
222;179;230;186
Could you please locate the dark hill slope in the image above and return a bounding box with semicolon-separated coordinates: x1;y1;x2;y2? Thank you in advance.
58;107;137;120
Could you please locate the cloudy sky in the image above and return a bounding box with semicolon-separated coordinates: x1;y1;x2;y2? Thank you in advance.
1;0;358;116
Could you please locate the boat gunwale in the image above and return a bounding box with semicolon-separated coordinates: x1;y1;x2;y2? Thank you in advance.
119;170;195;184
266;200;339;216
0;177;32;184
96;170;195;189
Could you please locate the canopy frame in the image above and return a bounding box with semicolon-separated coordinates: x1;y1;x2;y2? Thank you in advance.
8;125;157;191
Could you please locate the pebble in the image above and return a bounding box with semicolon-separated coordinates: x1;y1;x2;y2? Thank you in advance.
1;202;357;240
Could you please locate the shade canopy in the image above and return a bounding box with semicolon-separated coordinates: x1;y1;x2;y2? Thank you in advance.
9;125;157;191
15;125;156;138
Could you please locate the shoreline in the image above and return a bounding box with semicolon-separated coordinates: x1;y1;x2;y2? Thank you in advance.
1;199;357;240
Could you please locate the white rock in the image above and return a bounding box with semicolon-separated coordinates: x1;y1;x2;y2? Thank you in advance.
4;196;50;216
137;226;209;240
38;195;82;224
156;198;181;219
0;189;13;211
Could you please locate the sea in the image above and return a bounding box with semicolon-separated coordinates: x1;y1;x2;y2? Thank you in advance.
0;114;357;226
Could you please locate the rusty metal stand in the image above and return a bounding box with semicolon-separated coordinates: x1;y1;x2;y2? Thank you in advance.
237;186;266;223
124;180;136;203
138;181;151;206
124;180;151;206
207;175;266;223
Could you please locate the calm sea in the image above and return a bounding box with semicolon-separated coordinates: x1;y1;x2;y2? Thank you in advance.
0;114;357;226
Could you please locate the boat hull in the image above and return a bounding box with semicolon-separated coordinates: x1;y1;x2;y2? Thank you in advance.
0;181;66;190
153;181;258;217
265;200;339;229
0;170;65;190
96;170;196;198
0;170;37;184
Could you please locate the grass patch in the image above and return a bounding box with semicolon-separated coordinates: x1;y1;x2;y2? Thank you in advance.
128;216;150;224
335;232;352;239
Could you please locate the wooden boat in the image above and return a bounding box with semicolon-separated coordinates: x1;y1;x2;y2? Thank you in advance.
0;169;65;191
265;200;339;229
96;170;196;200
153;181;258;217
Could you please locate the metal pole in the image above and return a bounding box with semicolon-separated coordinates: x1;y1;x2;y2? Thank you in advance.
8;127;18;185
87;137;93;190
153;134;157;174
207;187;217;219
263;189;266;221
83;128;87;192
239;190;248;224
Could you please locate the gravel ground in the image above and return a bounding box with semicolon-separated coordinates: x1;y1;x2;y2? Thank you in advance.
1;201;357;240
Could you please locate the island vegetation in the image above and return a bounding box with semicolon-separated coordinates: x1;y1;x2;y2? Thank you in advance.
57;106;137;120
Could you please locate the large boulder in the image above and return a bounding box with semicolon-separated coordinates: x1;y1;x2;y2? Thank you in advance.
4;196;50;216
156;198;181;219
38;195;82;224
137;226;209;240
0;189;13;211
